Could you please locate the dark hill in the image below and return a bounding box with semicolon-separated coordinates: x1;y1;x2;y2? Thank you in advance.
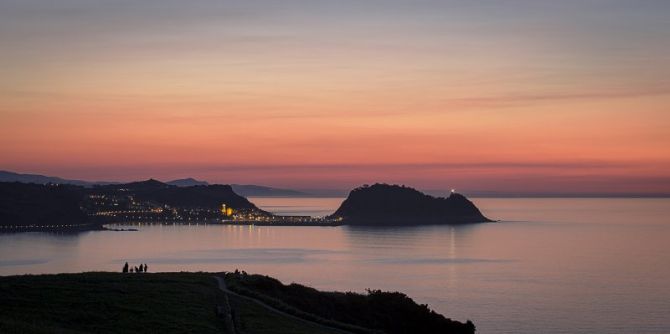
92;180;262;211
329;184;492;225
0;170;115;187
0;182;90;228
226;271;475;334
166;178;210;187
96;179;170;191
1;170;311;197
0;179;268;231
134;184;260;210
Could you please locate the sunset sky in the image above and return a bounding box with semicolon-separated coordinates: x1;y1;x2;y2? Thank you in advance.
1;0;669;195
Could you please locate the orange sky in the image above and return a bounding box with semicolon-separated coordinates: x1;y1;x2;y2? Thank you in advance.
1;1;669;194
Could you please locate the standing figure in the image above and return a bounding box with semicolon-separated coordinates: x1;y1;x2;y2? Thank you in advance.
122;262;129;273
144;263;148;272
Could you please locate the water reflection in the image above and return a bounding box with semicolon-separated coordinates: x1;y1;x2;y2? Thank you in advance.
344;224;478;247
1;198;669;334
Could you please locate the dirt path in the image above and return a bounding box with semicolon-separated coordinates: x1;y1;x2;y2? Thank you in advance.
213;276;354;334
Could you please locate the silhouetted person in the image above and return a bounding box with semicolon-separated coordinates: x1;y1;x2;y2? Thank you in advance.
135;266;139;273
143;263;148;272
122;262;129;273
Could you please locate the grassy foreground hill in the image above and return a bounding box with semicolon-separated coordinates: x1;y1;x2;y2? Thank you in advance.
0;273;227;334
0;272;343;334
225;271;475;334
0;272;475;334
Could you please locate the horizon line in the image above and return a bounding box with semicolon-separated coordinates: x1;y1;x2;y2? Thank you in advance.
1;170;669;199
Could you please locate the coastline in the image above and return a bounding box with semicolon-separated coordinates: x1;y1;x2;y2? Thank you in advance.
0;218;498;233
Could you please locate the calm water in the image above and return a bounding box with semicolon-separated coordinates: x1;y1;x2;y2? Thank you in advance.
1;197;669;334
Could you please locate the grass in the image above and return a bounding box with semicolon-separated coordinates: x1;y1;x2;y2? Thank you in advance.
224;272;476;334
226;281;375;334
227;293;342;334
0;272;226;333
1;271;472;334
0;272;345;334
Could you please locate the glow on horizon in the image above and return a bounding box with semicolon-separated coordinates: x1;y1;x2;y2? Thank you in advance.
1;1;669;194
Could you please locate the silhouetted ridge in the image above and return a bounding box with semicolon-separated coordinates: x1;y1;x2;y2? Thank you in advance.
137;184;258;210
329;183;491;225
97;179;170;191
0;179;270;231
166;178;209;187
0;170;116;187
226;272;476;334
0;182;89;227
91;182;261;211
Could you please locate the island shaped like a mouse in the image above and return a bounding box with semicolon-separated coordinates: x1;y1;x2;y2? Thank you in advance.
329;183;493;225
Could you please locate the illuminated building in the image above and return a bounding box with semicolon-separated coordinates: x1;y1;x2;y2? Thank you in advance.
221;204;233;217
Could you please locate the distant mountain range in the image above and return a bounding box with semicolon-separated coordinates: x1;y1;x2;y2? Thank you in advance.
0;171;307;197
229;184;307;197
165;178;209;187
5;170;664;198
0;170;117;187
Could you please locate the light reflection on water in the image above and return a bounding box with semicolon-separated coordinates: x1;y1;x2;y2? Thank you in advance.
1;198;669;334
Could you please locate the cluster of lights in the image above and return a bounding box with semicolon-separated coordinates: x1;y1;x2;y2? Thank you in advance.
87;199;340;226
1;223;91;229
93;209;165;216
224;213;338;225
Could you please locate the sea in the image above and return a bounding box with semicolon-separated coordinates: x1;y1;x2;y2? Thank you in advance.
1;197;669;334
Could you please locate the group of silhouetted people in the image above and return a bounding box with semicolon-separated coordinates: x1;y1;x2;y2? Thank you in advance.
122;262;148;273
